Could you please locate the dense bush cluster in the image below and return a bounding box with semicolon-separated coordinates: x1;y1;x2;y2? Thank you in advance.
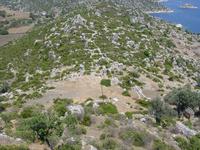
164;86;200;117
97;102;118;115
175;135;200;150
150;97;177;125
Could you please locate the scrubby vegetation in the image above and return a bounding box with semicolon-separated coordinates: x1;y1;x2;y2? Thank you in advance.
0;0;200;149
175;135;200;150
100;79;111;87
153;139;175;150
119;128;149;147
164;86;200;117
150;97;177;125
53;98;73;116
97;103;118;115
0;145;28;150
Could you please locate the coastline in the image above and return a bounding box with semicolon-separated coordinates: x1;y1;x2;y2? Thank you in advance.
146;9;174;14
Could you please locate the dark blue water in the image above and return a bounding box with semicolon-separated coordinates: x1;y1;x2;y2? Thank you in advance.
152;0;200;33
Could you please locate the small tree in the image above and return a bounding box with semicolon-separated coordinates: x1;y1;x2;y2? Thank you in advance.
164;86;199;117
150;97;176;124
0;82;9;94
28;113;60;150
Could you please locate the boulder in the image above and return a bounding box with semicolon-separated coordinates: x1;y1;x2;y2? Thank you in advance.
67;105;85;120
175;121;197;137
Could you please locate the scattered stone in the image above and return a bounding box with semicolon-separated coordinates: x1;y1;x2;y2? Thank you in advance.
67;105;85;120
34;39;42;45
175;121;197;137
72;14;87;26
184;107;195;119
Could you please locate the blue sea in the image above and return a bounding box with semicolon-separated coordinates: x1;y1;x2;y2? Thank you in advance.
152;0;200;33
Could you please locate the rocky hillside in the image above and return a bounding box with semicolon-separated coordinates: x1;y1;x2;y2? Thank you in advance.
0;0;200;150
0;1;199;101
1;0;165;14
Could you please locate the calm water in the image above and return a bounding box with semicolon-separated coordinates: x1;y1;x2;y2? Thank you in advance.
152;0;200;33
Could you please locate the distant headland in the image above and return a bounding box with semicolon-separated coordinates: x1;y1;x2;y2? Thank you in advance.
180;3;198;9
146;9;174;14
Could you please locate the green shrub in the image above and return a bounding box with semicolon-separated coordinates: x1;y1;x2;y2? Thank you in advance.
175;136;189;150
98;103;118;115
122;90;131;97
64;114;78;128
189;135;200;150
184;120;193;129
150;98;177;125
16;113;62;143
119;128;147;147
125;112;133;119
14;129;36;142
0;111;18;123
137;99;151;108
100;132;113;140
20;107;35;118
164;86;199;117
100;79;111;87
0;145;28;150
97;138;118;150
81;115;91;126
102;118;117;128
129;71;140;78
153;139;175;150
53;98;73;116
175;134;200;150
0;28;8;35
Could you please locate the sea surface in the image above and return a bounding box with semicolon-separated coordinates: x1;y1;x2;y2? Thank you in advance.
152;0;200;33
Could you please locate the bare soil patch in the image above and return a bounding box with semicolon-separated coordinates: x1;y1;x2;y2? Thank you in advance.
0;33;24;46
8;24;34;34
26;75;142;112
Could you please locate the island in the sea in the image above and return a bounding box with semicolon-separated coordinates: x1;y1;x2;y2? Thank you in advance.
180;3;198;9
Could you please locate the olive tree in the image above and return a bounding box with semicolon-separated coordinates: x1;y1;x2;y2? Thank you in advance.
164;86;200;117
26;113;61;150
150;97;177;124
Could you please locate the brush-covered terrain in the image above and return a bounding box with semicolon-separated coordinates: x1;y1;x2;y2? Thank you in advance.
0;0;200;150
